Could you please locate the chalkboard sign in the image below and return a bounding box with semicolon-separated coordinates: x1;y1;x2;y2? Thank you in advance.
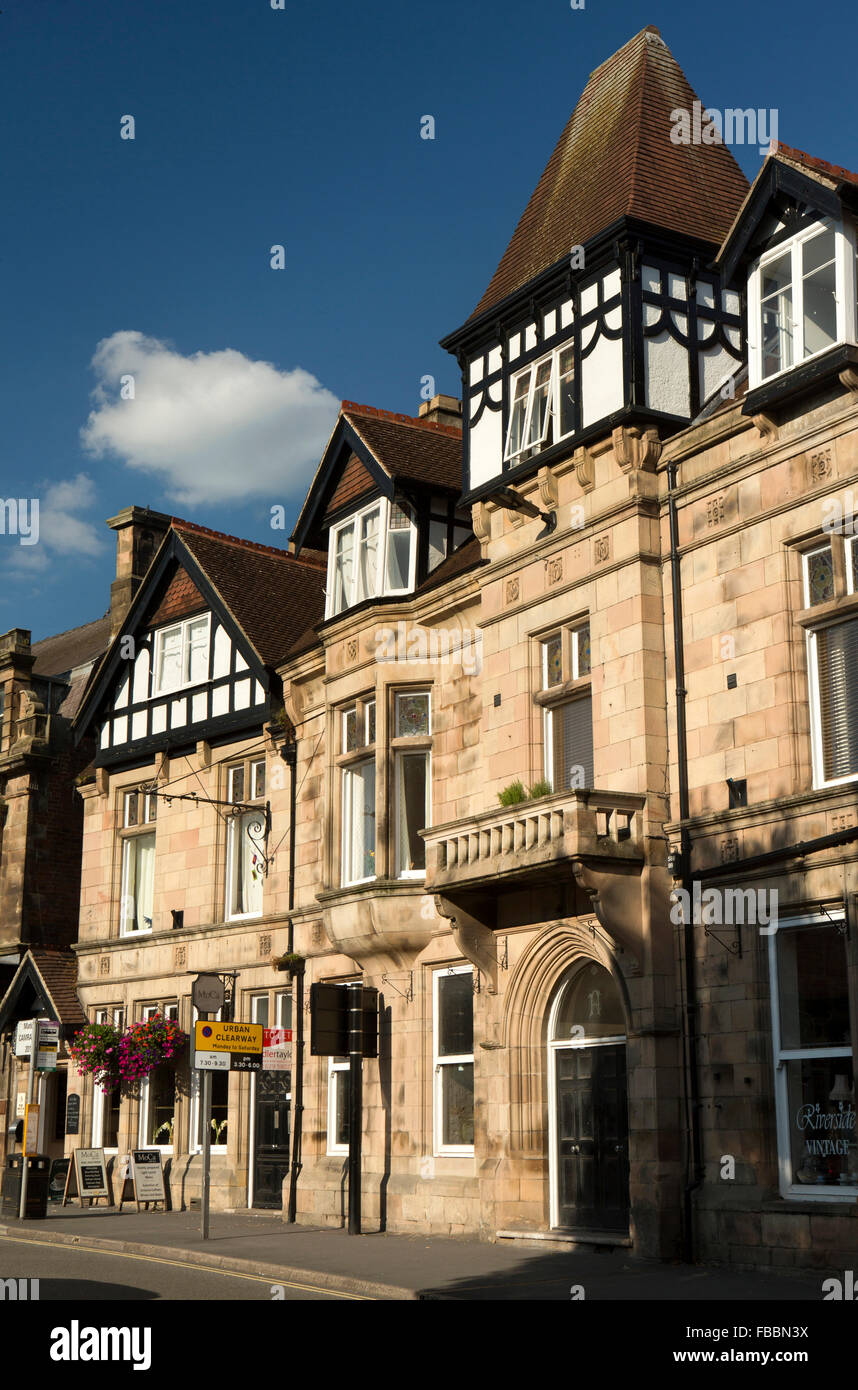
48;1158;70;1203
65;1094;81;1136
63;1147;112;1206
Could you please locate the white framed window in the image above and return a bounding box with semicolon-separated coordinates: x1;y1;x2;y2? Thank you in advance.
768;912;856;1200
276;991;293;1029
342;758;376;885
120;809;156;937
433;966;475;1155
541;625;593;792
250;994;269;1027
392;691;431;878
749;218;856;387
226;759;266;919
326;498;417;617
189;1005;230;1154
138;1004;179;1152
153;613;211;695
505;345;576;465
801;545;858;788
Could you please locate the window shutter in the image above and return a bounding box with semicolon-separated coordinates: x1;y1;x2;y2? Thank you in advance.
816;619;858;780
554;695;594;790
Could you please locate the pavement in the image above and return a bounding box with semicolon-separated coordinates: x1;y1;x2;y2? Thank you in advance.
0;1207;831;1300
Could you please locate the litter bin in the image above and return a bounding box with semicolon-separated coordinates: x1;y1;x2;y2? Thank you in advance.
1;1154;51;1219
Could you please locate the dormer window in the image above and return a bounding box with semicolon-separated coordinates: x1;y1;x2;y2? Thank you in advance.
327;497;417;617
153;613;210;695
750;219;855;387
504;346;575;465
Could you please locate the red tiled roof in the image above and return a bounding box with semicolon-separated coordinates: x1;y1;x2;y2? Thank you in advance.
29;949;86;1030
468;26;749;323
342;406;462;492
31;616;110;679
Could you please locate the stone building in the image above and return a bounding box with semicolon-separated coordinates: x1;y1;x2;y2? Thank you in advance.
0;615;108;1166
70;512;326;1209
277;28;858;1271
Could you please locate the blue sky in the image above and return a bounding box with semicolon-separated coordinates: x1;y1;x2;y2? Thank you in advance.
2;0;855;641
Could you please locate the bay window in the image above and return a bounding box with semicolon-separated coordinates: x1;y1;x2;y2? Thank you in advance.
768;913;856;1198
327;498;416;617
340;697;377;886
750;219;855;387
393;692;431;877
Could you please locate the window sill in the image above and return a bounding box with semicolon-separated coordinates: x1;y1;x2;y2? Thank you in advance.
742;341;858;418
767;1191;858;1210
795;593;858;629
120;928;153;939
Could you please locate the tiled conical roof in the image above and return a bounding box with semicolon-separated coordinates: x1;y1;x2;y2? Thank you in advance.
469;26;749;322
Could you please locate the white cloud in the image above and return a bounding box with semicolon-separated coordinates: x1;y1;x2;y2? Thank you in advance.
0;473;103;579
80;331;340;507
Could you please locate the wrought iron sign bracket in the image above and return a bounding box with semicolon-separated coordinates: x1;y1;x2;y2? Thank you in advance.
702;922;743;958
380;971;413;1003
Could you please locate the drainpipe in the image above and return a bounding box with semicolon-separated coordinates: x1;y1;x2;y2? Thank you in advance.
282;736;304;1224
668;461;703;1262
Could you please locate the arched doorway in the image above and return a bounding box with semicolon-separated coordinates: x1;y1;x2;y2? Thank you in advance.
548;960;630;1232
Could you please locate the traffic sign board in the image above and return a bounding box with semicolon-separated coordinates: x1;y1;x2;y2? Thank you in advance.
194;1021;263;1055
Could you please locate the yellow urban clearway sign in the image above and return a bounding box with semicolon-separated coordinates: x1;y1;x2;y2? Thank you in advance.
194;1021;263;1054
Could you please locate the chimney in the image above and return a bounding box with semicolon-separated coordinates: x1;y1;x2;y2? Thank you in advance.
418;394;462;431
106;506;173;640
0;629;34;757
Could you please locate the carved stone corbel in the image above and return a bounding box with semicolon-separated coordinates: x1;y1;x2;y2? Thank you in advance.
574;446;595;494
752;412;778;441
612;425;662;473
537;464;558;510
571;858;643;965
433;895;498;994
472;501;492;556
838;368;858;394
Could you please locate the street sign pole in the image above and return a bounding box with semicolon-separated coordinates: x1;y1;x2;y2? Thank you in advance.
286;961;304;1224
18;1024;37;1220
347;983;363;1235
201;1061;212;1241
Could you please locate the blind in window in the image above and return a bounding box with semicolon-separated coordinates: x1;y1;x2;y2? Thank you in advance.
553;695;594;790
816;620;858;781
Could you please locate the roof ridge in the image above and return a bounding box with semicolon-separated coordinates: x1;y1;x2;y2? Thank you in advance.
173;520;326;568
770;141;858;185
341;401;462;439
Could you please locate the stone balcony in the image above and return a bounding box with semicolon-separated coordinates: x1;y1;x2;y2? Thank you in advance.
422;788;649;987
424;787;646;894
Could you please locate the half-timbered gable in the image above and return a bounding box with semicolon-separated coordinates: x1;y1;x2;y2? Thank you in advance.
440;25;750;502
75;522;326;764
291;398;473;618
715;142;858;419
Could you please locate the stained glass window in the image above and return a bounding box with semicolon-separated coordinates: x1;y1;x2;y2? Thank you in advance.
395;692;430;737
576;625;591;677
544;635;563;688
806;546;834;605
343;707;358;753
851;539;858;595
365;700;376;745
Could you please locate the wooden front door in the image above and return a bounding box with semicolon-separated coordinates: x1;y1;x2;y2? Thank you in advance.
555;1042;629;1232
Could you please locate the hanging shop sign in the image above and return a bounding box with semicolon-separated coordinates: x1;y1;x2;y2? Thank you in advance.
262;1028;292;1071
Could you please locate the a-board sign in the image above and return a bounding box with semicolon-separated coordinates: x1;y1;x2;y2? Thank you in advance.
65;1093;81;1136
131;1150;166;1203
310;983;378;1058
48;1158;70;1203
262;1028;292;1070
63;1147;112;1205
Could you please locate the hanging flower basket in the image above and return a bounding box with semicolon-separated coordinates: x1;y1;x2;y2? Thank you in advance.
117;1013;188;1084
69;1023;122;1093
